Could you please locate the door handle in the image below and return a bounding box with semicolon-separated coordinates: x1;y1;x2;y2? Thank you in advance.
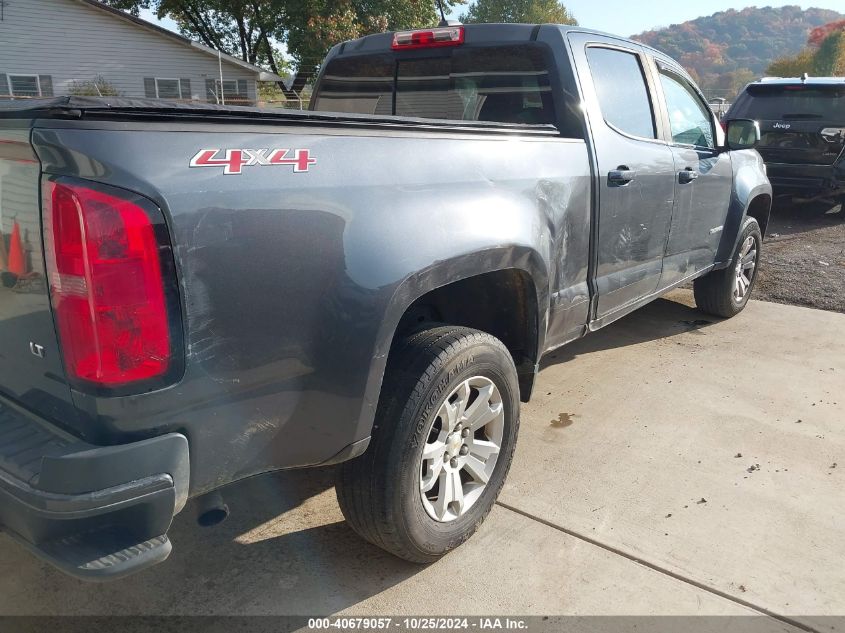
678;168;699;184
608;167;636;185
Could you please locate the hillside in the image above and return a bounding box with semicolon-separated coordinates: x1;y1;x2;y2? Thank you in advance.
633;5;844;97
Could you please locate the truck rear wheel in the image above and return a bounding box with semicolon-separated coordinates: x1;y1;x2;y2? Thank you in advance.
336;325;520;563
694;216;762;318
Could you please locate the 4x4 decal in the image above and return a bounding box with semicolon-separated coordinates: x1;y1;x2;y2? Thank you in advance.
189;148;317;175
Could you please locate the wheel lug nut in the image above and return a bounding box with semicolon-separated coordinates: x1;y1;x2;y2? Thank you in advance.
450;458;458;468
460;445;469;456
443;453;450;463
461;428;470;438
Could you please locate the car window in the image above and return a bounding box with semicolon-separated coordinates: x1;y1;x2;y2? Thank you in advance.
735;84;845;120
659;70;715;149
397;46;555;124
313;45;556;126
311;54;395;115
585;46;656;140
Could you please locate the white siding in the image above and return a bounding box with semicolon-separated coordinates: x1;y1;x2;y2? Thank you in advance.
0;0;258;103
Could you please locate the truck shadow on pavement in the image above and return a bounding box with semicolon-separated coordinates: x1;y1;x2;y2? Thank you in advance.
540;294;717;370
0;465;422;615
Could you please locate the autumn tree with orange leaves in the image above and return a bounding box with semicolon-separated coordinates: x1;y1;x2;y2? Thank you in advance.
768;19;845;77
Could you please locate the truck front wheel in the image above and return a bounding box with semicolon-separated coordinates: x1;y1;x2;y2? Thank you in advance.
694;216;762;318
336;325;520;563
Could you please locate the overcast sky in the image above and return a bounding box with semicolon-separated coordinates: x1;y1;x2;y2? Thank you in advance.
143;2;845;43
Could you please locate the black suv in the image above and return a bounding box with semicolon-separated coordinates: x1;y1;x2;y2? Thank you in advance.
726;77;845;202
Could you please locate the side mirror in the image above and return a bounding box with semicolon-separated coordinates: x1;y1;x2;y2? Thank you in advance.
725;119;760;150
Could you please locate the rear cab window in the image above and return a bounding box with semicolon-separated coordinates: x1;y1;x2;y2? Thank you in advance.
312;44;557;127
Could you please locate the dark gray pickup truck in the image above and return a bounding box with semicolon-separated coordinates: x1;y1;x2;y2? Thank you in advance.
0;24;770;580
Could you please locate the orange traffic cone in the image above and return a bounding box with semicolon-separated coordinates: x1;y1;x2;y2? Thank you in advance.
7;221;26;276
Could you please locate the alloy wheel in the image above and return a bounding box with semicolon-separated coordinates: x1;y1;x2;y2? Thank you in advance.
734;235;757;301
418;376;505;522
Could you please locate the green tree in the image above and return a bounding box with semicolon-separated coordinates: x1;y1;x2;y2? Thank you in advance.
103;0;463;99
461;0;576;25
284;0;454;94
105;0;282;65
767;48;816;76
68;75;123;97
764;21;845;77
813;31;845;75
717;68;756;98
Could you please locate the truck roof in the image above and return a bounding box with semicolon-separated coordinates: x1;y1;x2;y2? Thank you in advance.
334;23;666;56
329;23;685;80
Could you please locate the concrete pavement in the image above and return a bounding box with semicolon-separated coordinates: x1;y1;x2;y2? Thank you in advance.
0;291;841;629
501;290;844;631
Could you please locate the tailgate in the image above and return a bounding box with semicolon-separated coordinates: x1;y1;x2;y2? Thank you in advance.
0;125;78;429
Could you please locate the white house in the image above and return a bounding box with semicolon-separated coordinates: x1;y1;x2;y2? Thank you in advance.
0;0;286;105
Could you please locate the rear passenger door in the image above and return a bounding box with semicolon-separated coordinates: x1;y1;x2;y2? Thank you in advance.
652;62;733;285
568;34;676;319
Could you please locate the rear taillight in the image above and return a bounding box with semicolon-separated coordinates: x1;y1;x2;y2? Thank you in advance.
43;179;177;390
821;127;845;142
391;26;464;50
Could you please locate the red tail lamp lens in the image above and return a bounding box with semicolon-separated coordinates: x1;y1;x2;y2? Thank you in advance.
44;180;172;388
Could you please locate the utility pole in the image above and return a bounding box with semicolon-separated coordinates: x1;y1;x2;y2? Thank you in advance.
218;49;225;105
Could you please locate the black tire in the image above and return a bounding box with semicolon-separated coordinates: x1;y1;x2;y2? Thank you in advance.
336;325;520;563
694;216;762;318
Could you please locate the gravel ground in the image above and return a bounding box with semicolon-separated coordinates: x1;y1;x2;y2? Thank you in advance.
754;196;845;314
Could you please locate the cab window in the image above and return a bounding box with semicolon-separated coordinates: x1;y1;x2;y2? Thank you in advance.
586;46;656;140
659;70;715;149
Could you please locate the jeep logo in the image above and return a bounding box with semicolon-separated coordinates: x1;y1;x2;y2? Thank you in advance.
773;122;791;130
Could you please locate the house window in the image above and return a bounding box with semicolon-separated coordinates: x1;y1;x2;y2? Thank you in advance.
155;78;182;100
205;78;249;104
212;80;238;102
222;80;239;101
210;80;247;103
8;75;41;98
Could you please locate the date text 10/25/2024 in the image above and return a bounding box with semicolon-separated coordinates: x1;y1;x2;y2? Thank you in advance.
307;618;529;631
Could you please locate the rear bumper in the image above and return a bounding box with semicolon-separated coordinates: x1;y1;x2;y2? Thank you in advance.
0;395;188;581
765;162;839;193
